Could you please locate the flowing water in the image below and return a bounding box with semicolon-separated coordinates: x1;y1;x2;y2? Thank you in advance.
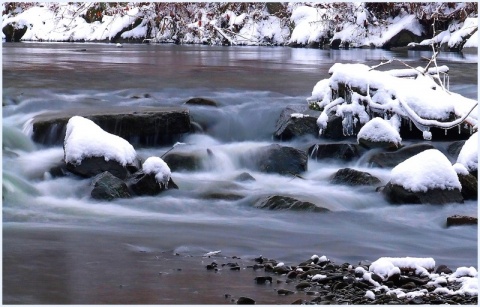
2;43;478;303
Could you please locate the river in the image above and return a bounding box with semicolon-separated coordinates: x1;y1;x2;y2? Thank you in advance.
2;42;478;304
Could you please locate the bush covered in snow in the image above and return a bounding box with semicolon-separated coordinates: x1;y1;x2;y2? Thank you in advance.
308;61;478;142
2;2;477;48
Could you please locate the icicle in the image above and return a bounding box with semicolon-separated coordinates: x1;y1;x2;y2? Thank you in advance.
342;111;354;136
444;128;447;136
447;74;450;91
470;125;473;134
458;124;461;134
409;119;412;131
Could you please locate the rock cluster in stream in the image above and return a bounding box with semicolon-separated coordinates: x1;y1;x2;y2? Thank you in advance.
205;255;478;305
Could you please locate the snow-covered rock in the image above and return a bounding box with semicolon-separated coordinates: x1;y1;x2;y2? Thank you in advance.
456;132;478;176
357;117;402;149
64;116;140;179
142;156;171;187
382;149;463;204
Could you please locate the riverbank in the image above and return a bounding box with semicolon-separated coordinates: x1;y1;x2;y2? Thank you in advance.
3;225;477;305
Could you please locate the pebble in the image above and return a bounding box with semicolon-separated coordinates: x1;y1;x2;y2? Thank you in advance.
236;296;255;304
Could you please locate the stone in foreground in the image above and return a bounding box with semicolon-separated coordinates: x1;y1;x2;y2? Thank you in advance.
91;171;131;200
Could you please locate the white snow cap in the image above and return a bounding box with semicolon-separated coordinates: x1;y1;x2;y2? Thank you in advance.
390;149;461;192
142;157;171;186
357;117;402;146
64;116;137;166
456;132;478;173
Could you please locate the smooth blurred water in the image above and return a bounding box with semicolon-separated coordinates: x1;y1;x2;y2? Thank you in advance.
3;42;478;278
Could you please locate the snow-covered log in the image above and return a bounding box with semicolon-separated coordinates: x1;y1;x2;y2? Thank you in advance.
308;61;477;141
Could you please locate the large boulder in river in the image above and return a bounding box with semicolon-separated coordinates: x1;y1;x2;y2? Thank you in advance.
274;105;320;140
30;106;191;147
357;117;401;149
457;173;478;200
185;97;218;107
91;171;131;200
382;149;463;205
244;144;308;175
446;215;478;227
367;143;435;168
64;116;141;179
254;195;329;212
308;143;363;162
330;168;381;186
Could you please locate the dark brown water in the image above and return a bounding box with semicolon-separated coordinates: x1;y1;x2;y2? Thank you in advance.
2;42;478;304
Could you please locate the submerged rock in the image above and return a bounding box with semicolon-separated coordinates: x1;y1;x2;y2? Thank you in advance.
91;171;131;200
309;143;363;162
163;151;204;172
244;144;308;176
254;195;329;212
382;183;463;205
446;215;478;227
234;172;256;182
31;106;191;147
185;97;218;107
330;168;381;186
367;143;435;168
274;104;320;140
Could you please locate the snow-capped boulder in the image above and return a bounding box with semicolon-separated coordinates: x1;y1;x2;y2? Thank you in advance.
382;149;463;204
357;117;402;149
456;132;478;177
64;116;140;179
128;157;178;196
2;23;27;42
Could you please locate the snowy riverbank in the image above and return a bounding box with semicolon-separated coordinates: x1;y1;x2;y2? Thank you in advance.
2;2;478;51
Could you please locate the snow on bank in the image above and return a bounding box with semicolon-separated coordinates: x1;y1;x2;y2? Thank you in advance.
142;157;171;186
64;116;137;166
390;149;461;192
416;17;478;49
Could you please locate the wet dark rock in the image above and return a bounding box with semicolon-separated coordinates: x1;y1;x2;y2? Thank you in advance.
3;23;27;42
91;171;131;200
200;193;244;201
127;171;178;196
254;276;272;284
291;298;304;304
330;168;381;186
295;281;312;290
31;107;191;147
66;156;140;180
401;281;416;290
185;97;218;107
457;173;478;200
382;182;463;205
367;143;436;168
273;265;291;275
447;140;466;158
446;215;478;227
322;115;362;140
383;29;424;50
160;151;203;172
254;195;330;212
244;144;308;176
274;105;320;141
236;296;255;304
277;289;295;295
434;264;453;275
308;143;363;162
48;164;69;178
370;273;383;284
234;172;256;182
358;137;400;150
